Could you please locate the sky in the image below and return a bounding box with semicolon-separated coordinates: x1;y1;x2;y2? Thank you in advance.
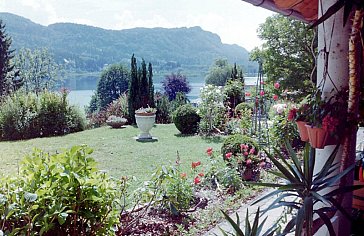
0;0;274;51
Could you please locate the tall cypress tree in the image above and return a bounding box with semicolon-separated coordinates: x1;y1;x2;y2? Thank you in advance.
139;59;149;107
0;20;14;97
148;63;155;107
128;54;139;124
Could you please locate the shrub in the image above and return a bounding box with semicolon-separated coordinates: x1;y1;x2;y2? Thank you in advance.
198;84;226;134
173;104;200;134
224;80;245;110
0;146;126;235
105;93;129;120
221;134;259;157
155;92;172;124
0;91;86;140
162;73;191;101
235;102;253;133
235;102;253;115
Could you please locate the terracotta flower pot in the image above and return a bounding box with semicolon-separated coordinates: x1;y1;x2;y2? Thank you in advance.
305;125;337;149
295;121;309;142
353;180;364;211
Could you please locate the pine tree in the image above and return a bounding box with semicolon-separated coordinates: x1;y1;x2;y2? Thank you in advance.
148;63;155;107
0;20;14;97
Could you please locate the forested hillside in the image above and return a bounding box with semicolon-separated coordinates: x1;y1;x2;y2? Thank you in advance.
0;12;257;89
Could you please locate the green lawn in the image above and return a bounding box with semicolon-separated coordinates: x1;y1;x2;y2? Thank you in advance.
0;124;224;183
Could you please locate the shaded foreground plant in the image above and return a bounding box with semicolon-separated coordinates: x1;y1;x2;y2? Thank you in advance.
250;142;362;236
219;207;274;236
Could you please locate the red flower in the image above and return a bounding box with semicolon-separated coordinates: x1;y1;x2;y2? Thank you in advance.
225;152;233;159
180;173;187;179
260;91;265;96
246;159;252;165
191;161;201;169
198;172;204;177
322;115;339;133
194;177;201;184
273;94;278;101
287;108;297;121
245;92;251;97
274;82;280;89
240;144;246;151
206;147;213;156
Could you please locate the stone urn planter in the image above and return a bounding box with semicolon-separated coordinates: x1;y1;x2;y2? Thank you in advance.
106;116;127;129
135;107;156;140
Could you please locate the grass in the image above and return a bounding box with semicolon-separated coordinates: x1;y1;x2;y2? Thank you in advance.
0;124;225;184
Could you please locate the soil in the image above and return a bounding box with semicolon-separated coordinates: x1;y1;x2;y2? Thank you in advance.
116;188;260;236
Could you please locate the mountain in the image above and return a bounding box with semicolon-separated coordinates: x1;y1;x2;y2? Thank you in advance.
0;12;258;89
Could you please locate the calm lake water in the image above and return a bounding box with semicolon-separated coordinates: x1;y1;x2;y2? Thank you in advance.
68;77;258;108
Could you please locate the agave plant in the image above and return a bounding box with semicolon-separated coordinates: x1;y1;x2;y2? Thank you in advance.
249;142;362;236
219;207;274;236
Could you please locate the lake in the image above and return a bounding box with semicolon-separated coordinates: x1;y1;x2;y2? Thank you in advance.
68;77;258;108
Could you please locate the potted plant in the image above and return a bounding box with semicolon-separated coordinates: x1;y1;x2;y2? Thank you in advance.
135;106;157;139
288;89;347;149
106;115;127;128
249;141;362;236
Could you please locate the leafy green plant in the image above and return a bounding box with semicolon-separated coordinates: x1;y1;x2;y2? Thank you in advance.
251;142;361;236
173;104;200;135
224;80;245;110
198;84;226;134
0;145;125;235
221;134;259;157
219;207;274;236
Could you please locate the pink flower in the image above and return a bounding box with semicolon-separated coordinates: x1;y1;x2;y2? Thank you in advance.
260;91;265;96
245;92;251;97
273;94;278;101
180;173;187;179
240;144;246;151
244;151;249;156
246;159;252;165
259;162;266;168
249;148;255;154
194;177;201;185
198;172;204;177
260;81;266;85
274;82;280;89
225;152;233;159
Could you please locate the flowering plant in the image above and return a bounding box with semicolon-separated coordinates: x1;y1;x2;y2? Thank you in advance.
288;88;348;134
135;106;156;114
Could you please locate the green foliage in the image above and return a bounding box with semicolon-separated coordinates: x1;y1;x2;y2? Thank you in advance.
105;93;129;120
95;63;129;109
221;134;259;157
155;92;172;124
0;19;15;97
235;102;253;134
13;48;60;94
0;91;86;140
219;208;274;236
173;104;200;134
162;73;191;101
224;80;245;110
198;84;226;134
0;145;126;235
255;14;316;98
205;59;232;86
251;143;360;236
270;111;302;150
128;55;154;124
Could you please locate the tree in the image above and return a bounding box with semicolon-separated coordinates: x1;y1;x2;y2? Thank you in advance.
0;20;14;97
205;58;232;86
162;73;191;101
13;48;60;94
96;63;129;109
128;55;154;124
255;15;316;97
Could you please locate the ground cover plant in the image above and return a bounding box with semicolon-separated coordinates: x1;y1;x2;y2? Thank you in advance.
0;124;269;235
